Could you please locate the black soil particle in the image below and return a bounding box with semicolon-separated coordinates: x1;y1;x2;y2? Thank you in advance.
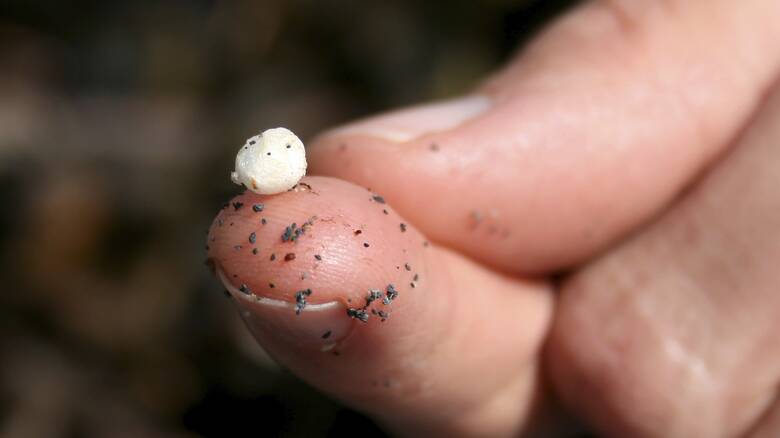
294;288;313;315
366;288;383;305
347;308;369;322
383;284;398;304
282;223;297;242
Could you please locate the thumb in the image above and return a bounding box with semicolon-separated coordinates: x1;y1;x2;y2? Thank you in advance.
206;177;553;437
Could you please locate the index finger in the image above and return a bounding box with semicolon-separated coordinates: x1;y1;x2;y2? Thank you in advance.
308;0;780;275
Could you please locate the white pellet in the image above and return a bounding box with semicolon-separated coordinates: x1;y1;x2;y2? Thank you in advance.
231;127;307;195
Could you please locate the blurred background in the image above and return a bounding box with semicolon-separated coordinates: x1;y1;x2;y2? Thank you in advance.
0;0;576;436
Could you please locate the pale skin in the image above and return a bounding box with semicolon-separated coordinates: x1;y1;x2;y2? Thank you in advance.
207;1;780;436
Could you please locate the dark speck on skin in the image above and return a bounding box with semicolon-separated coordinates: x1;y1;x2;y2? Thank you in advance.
284;253;296;261
270;253;276;261
413;273;419;281
400;223;407;232
366;288;383;305
239;284;251;295
249;232;256;243
382;209;388;215
295;288;312;315
372;195;386;204
252;248;258;255
405;263;411;271
261;218;267;225
252;204;264;212
322;330;332;339
232;202;244;211
315;254;322;261
430;143;440;151
269;283;275;288
347;308;369;322
283;220;311;242
375;309;389;321
363;242;369;248
383;284;398;304
354;229;362;235
282;223;297;242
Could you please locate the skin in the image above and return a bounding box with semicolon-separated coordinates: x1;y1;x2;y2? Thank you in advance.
208;1;780;436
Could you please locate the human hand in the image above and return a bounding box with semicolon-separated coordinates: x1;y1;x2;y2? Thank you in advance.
207;1;780;436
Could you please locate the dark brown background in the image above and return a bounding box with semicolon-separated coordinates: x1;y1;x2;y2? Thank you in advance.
0;1;576;436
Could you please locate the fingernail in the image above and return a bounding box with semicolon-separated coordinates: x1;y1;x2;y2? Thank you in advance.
218;269;353;350
324;95;491;143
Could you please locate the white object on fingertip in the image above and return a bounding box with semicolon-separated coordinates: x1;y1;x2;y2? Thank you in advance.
231;127;307;195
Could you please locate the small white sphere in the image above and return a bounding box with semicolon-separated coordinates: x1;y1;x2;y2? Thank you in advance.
231;127;307;195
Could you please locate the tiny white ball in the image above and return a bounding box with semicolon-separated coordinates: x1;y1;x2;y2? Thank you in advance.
231;127;307;195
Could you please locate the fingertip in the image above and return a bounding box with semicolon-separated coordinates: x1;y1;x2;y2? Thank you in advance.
206;176;432;354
